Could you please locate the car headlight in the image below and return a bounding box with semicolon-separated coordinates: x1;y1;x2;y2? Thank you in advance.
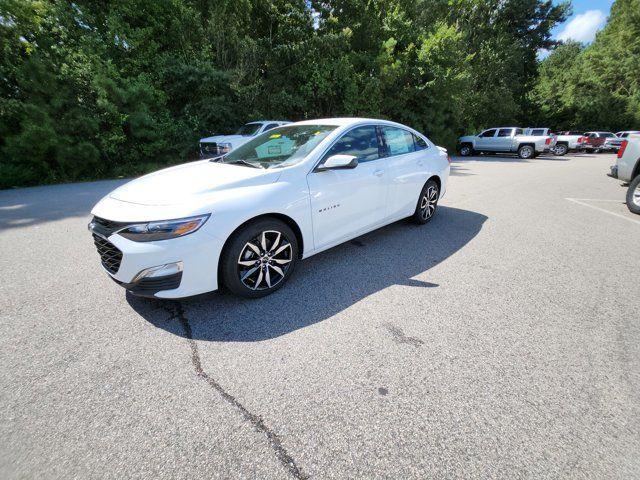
117;214;210;242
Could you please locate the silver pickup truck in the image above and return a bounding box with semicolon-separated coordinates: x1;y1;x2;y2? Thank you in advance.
608;133;640;214
458;127;555;159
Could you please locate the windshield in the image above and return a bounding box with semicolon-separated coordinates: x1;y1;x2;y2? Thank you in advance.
600;133;615;138
221;124;337;168
235;123;262;136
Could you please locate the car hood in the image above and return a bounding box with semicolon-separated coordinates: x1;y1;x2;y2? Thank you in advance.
199;134;250;144
458;135;476;142
107;160;281;206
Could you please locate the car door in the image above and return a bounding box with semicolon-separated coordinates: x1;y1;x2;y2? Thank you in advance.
475;129;498;150
495;128;515;151
306;125;389;249
380;126;430;218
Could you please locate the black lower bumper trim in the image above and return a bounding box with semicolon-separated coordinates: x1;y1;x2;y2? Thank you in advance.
112;272;182;297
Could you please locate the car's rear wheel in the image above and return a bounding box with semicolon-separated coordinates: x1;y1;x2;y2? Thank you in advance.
517;145;534;159
411;179;439;224
553;143;568;156
626;175;640;215
221;218;298;298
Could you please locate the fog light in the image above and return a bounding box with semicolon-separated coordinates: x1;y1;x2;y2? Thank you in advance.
133;262;183;283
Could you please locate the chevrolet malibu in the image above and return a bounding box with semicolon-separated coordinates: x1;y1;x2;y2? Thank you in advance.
89;118;450;298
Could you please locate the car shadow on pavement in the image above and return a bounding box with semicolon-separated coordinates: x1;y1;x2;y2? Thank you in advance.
0;179;128;231
127;206;487;342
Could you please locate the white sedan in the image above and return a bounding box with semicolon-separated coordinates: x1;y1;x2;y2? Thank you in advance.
89;118;450;298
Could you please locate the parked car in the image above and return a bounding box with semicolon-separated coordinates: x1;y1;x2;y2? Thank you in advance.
199;120;290;158
609;131;640;151
582;131;617;152
457;127;555;159
89;118;450;299
552;131;588;155
608;133;640;214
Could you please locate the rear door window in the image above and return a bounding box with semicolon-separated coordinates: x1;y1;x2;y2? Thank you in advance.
497;128;513;137
413;134;428;150
381;127;416;156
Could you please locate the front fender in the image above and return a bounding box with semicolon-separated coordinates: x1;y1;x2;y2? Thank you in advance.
199;180;313;256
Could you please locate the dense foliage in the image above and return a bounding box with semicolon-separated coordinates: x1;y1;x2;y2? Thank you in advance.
530;0;640;132
2;0;632;188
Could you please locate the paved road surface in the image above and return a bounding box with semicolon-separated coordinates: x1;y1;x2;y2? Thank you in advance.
1;153;638;479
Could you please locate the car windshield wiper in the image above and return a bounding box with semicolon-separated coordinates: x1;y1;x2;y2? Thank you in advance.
227;159;263;169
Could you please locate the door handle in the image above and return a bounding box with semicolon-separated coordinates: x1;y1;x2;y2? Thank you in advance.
373;169;384;177
417;160;424;166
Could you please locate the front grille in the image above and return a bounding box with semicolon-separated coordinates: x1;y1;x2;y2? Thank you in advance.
93;234;123;274
91;216;130;238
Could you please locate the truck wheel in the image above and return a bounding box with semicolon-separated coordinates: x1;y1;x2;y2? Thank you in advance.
553;144;568;156
626;175;640;215
459;144;473;157
517;145;534;159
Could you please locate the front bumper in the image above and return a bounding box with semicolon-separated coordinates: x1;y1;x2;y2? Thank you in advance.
92;229;224;298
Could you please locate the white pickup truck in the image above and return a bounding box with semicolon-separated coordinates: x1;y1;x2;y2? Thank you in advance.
199;120;290;158
608;133;640;214
458;127;555;159
527;129;586;155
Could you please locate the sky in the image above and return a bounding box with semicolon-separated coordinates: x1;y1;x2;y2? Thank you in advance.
551;0;615;43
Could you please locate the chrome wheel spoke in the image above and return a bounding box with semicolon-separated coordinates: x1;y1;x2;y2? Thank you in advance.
274;242;291;256
238;259;257;267
241;266;259;282
247;242;261;256
270;264;285;277
265;267;272;288
270;231;281;252
272;257;291;265
260;232;267;251
253;269;263;290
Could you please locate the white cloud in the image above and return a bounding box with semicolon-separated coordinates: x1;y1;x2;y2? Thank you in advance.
557;10;607;43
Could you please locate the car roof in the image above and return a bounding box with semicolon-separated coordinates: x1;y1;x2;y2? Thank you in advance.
288;117;414;129
246;120;290;125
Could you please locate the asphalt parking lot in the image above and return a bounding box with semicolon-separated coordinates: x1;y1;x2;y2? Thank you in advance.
1;152;639;479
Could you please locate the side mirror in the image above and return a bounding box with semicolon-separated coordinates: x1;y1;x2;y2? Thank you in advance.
317;154;358;171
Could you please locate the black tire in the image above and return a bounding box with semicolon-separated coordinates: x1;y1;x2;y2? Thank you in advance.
554;143;568;156
626;175;640;215
411;179;439;224
517;144;535;159
459;143;474;157
221;218;299;298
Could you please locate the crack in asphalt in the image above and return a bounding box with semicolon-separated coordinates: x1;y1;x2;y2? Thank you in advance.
383;323;424;348
161;302;308;480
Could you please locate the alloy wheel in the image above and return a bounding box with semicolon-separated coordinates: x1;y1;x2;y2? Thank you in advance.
633;184;640;207
520;146;533;159
460;146;471;156
237;230;293;290
420;185;439;221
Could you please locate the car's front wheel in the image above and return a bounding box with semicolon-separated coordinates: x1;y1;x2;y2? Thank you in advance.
459;144;474;157
626;175;640;215
411;179;439;224
221;218;299;298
